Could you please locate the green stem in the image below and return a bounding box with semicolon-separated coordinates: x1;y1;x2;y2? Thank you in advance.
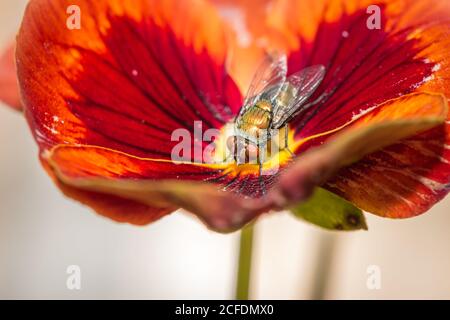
235;224;255;300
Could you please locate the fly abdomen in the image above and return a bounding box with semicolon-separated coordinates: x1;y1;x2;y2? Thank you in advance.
237;100;272;137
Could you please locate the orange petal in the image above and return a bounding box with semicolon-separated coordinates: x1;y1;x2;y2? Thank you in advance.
46;145;270;232
209;0;288;93
0;43;21;110
39;157;175;226
211;0;272;36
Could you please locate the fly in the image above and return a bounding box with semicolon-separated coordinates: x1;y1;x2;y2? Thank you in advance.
227;53;326;192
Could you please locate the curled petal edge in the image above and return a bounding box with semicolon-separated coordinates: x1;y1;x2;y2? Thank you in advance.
47;92;447;233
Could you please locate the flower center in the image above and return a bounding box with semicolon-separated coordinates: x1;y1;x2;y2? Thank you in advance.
212;122;294;176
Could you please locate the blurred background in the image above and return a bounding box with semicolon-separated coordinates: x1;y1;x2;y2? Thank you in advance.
1;0;450;300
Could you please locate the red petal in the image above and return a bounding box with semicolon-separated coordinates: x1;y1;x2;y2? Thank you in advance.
326;118;450;218
271;0;450;217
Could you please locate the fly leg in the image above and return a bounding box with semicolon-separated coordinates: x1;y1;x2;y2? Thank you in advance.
224;152;235;164
284;124;294;157
258;139;267;196
225;136;237;164
226;135;244;164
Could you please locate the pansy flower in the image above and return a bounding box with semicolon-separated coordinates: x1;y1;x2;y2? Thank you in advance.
1;0;449;233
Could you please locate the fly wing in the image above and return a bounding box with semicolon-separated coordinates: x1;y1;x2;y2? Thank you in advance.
271;65;325;129
239;53;288;118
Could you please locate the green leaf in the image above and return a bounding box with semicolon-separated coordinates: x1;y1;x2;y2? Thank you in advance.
291;187;368;231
